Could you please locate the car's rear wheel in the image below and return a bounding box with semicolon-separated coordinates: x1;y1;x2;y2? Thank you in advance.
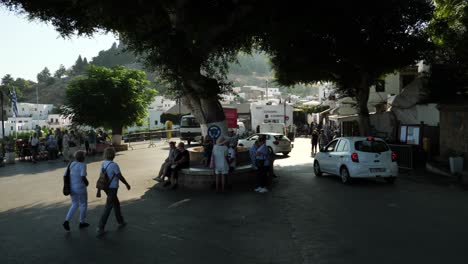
385;177;396;184
282;152;290;156
313;160;322;176
340;166;352;184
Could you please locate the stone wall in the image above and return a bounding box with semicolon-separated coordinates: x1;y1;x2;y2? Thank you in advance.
439;105;468;169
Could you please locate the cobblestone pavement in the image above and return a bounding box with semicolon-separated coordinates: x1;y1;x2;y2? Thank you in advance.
1;138;467;264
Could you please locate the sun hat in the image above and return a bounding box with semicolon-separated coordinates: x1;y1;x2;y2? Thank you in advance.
216;137;228;145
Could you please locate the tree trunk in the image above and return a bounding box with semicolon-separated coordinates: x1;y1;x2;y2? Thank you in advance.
355;74;372;136
111;126;123;145
182;73;228;140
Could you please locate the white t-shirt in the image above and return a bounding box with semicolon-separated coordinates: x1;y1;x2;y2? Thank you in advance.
64;161;87;194
212;144;229;173
101;160;121;189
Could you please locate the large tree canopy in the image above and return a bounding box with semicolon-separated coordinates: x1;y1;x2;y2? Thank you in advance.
62;65;156;143
263;0;433;135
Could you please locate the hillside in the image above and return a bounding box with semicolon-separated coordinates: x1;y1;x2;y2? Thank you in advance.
14;45;317;105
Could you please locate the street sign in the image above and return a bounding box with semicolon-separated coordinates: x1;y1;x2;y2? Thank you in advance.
208;125;222;140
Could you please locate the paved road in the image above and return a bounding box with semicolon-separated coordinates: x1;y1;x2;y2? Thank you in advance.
1;138;467;264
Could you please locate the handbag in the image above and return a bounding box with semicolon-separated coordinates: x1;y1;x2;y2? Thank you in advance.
62;162;72;196
96;162;115;193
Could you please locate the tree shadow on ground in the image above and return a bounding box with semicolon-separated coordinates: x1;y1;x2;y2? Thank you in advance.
0;179;301;264
0;155;106;178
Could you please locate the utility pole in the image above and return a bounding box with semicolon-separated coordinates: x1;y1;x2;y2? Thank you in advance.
0;91;4;157
265;80;268;103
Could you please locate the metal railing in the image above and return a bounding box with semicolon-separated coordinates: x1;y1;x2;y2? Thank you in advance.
125;129;180;150
388;144;414;170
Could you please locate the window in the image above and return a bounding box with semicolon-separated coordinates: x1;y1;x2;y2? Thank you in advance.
343;142;350;152
335;140;344;152
399;125;421;145
154;121;158;125
56;119;58;123
324;140;339;152
336;140;349;152
180;117;200;127
375;80;385;92
355;140;389;153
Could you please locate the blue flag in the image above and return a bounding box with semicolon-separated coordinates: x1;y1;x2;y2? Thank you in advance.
9;88;18;117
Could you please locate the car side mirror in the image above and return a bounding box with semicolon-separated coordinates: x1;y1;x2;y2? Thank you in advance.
320;147;325;152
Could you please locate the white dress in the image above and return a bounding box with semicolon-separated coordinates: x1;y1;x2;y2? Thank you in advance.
212;144;229;174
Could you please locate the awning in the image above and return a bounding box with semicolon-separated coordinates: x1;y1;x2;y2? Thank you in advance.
328;114;359;122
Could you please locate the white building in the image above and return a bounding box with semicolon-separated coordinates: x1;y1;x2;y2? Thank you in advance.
127;96;177;132
6;103;54;120
46;114;72;130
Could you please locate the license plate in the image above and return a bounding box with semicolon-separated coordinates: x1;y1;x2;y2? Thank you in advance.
370;168;386;173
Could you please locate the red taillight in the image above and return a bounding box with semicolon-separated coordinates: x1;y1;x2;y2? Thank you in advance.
391;152;397;162
351;152;359;162
367;137;375;141
273;141;279;145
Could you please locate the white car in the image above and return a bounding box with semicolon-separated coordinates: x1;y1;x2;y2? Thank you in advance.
313;137;398;184
238;133;292;155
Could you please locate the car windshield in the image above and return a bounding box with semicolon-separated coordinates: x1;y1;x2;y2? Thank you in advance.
180;117;200;127
354;140;389;153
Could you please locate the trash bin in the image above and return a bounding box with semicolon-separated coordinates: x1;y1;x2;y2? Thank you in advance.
449;156;463;175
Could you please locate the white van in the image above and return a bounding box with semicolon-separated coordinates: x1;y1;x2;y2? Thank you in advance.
259;123;286;135
180;115;202;145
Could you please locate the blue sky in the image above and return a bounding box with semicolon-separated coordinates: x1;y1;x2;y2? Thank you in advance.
0;7;117;82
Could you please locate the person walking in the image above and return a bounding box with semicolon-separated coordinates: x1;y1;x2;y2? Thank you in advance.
311;129;319;155
318;129;329;151
62;130;70;162
211;137;229;192
96;147;131;237
254;137;269;193
63;150;90;231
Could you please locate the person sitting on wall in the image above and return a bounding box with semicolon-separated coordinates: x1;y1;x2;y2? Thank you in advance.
154;141;179;182
163;142;190;190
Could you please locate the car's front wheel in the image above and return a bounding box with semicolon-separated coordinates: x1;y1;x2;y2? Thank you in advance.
313;160;322;176
340;166;352;184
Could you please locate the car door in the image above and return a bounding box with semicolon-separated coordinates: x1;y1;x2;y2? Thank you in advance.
319;139;339;173
241;134;258;148
330;139;350;175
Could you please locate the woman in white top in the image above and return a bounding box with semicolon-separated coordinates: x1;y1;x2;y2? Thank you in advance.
62;130;70;162
96;147;131;237
63;150;89;231
211;137;229;192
